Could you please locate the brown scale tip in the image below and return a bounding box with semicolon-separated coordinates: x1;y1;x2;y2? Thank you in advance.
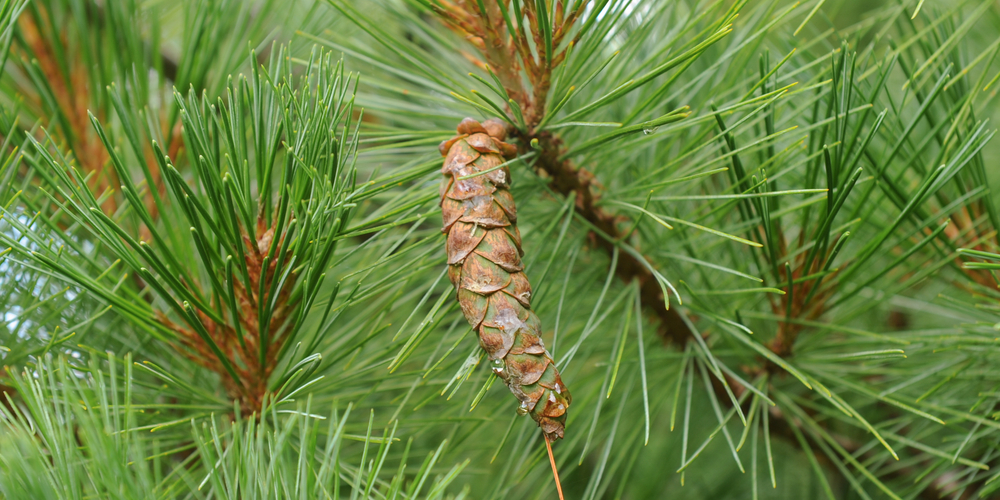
482;118;507;141
457;117;488;135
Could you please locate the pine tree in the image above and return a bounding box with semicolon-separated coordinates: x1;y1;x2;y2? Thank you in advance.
1;0;999;499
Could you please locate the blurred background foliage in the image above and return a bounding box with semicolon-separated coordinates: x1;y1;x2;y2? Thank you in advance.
0;0;999;499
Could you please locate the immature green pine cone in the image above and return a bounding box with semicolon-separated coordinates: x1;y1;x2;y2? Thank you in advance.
439;117;572;440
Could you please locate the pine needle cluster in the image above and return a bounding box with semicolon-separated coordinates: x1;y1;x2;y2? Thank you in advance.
1;0;1000;499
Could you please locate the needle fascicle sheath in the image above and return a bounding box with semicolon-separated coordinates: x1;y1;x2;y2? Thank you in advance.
439;117;572;440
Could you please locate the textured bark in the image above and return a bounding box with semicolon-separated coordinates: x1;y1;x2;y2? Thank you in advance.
440;118;571;440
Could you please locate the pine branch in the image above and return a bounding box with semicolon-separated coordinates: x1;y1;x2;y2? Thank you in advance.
3;0;1000;498
312;1;1000;496
520;129;695;344
422;0;698;345
1;46;367;413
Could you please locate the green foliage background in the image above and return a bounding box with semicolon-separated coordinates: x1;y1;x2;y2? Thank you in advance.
0;0;999;499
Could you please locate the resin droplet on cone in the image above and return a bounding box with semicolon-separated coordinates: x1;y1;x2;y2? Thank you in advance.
439;117;572;440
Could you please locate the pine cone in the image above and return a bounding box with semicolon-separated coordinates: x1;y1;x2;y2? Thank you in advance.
439;117;572;440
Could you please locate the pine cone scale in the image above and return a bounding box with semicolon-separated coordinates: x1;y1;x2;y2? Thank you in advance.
457;288;489;326
466;133;500;153
458;195;509;227
492;188;518;220
473;229;523;272
446;221;486;264
460;254;510;294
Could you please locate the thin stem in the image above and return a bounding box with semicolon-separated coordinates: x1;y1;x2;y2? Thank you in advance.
544;433;565;500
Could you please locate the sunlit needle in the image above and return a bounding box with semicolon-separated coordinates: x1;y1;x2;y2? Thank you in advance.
544;434;565;500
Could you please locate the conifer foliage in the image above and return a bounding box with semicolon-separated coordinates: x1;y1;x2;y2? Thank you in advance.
1;0;1000;499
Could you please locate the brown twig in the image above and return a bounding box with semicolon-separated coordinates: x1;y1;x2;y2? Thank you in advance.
18;9;116;213
15;4;182;225
518;130;694;343
157;216;297;413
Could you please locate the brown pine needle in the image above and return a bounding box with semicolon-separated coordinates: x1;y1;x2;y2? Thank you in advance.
544;434;565;500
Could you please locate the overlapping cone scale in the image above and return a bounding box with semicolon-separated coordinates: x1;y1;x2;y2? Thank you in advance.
439;117;572;440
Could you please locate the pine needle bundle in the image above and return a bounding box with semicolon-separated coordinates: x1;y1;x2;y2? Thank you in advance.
0;1;1000;499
